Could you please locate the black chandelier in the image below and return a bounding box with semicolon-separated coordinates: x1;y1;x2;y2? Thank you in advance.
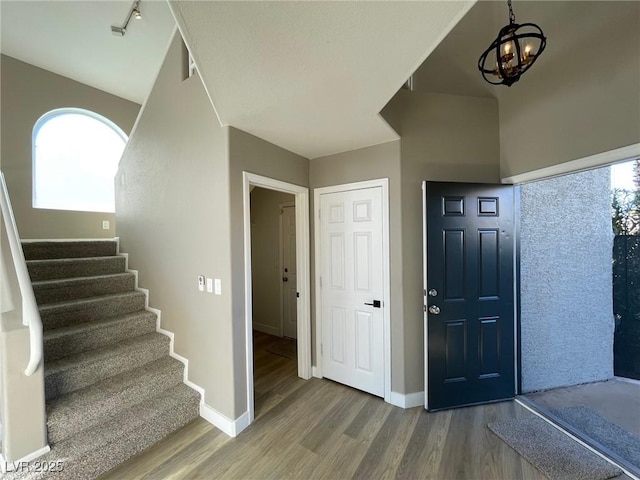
478;0;546;87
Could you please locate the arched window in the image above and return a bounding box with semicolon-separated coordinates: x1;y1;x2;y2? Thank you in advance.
33;109;127;213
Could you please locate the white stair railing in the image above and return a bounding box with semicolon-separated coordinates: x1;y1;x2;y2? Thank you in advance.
0;172;42;375
0;170;48;468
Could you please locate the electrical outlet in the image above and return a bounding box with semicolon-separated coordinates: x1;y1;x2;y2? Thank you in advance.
102;220;110;230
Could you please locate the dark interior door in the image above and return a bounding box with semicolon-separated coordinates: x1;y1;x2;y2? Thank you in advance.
425;182;516;411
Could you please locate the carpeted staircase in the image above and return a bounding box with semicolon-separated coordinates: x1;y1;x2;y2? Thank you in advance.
9;240;200;479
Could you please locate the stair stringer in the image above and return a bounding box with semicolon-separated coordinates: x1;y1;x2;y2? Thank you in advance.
114;238;248;437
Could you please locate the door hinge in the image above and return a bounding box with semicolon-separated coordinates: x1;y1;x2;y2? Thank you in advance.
423;305;427;312
296;292;300;298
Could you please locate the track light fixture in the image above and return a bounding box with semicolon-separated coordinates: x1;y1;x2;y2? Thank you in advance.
478;0;546;86
111;0;142;37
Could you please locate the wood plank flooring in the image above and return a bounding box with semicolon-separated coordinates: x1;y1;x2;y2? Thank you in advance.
100;332;546;480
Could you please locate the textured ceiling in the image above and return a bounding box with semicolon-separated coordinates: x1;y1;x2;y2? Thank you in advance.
413;1;636;99
170;1;474;159
413;0;501;99
1;0;176;104
4;1;628;162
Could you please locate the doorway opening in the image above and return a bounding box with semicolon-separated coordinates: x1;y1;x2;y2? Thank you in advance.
242;173;311;426
250;188;299;418
516;155;640;476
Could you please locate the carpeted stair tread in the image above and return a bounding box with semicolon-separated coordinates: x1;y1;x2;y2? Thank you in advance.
46;356;185;444
22;241;117;260
26;256;126;282
6;384;200;480
45;333;170;400
39;291;146;330
32;273;136;304
7;240;201;480
44;311;157;362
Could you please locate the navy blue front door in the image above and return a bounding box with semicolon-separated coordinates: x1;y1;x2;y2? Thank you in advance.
425;182;516;410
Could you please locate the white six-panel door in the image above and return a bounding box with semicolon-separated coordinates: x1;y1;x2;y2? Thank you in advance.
319;186;384;397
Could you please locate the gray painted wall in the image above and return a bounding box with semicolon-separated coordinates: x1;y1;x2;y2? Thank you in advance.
383;89;501;394
310;140;405;393
116;32;237;417
313;90;501;396
116;33;310;420
520;168;614;392
499;1;640;178
1;55;140;239
228;127;309;416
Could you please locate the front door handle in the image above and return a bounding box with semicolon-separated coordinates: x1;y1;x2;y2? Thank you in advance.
364;300;381;308
428;305;440;315
283;277;288;282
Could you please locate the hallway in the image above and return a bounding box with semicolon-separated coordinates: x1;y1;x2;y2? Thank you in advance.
253;331;299;419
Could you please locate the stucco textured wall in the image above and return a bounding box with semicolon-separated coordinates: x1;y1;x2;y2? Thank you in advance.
520;168;614;392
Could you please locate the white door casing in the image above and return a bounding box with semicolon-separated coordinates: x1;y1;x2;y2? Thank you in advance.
281;203;297;339
243;172;311;429
315;180;390;399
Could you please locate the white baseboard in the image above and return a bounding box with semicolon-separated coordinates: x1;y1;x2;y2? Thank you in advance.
389;391;424;409
20;238;116;243
252;322;280;337
200;404;250;437
310;368;424;409
0;445;50;473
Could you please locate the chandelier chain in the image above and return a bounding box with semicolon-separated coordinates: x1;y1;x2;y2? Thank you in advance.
507;0;516;24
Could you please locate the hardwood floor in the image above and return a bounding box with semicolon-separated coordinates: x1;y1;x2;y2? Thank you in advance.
100;332;546;480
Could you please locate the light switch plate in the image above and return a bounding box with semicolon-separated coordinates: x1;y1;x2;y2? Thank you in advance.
206;278;214;293
214;278;222;295
102;220;110;230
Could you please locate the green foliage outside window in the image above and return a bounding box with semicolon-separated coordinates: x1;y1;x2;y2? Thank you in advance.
612;159;640;235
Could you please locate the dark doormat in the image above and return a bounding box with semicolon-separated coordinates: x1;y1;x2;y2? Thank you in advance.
488;414;622;480
266;337;297;361
552;406;640;469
